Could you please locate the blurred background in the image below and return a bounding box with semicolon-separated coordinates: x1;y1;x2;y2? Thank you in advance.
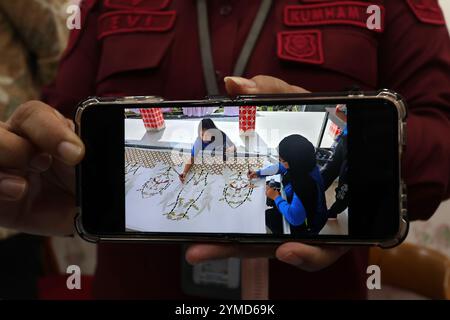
0;0;448;300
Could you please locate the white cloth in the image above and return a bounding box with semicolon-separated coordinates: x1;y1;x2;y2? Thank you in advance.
182;107;217;117
125;162;267;233
223;106;240;116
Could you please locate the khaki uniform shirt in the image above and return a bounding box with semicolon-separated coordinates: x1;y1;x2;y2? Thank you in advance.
0;0;68;120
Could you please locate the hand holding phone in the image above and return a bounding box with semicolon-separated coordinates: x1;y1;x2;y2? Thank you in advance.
0;101;84;236
76;75;408;272
188;76;348;270
184;76;350;271
185;242;349;272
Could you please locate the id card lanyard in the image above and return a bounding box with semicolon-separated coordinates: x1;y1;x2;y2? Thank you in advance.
197;0;273;95
192;0;273;300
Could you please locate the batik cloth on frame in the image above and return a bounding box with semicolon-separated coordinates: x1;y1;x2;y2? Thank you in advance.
125;147;269;233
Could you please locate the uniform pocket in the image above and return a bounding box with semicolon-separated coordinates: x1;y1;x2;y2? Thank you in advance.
95;9;176;84
96;32;174;84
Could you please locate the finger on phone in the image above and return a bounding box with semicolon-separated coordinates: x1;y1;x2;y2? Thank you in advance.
275;242;349;272
0;172;28;201
0;126;35;169
7;101;85;165
224;75;309;96
185;244;277;265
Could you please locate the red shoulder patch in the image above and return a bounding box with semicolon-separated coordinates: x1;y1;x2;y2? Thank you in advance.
104;0;171;10
284;1;385;33
277;30;324;65
98;10;176;39
406;0;446;25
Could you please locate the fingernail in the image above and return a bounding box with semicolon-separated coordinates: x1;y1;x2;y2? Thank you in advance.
0;178;26;200
58;141;82;164
29;153;52;172
224;76;257;88
279;252;304;266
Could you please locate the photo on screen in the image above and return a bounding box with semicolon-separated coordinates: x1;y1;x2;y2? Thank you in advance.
124;105;349;236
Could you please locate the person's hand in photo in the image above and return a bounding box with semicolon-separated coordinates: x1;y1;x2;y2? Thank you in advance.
247;170;258;179
186;75;349;272
266;185;281;200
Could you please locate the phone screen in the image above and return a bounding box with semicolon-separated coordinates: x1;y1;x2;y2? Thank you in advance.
78;98;402;243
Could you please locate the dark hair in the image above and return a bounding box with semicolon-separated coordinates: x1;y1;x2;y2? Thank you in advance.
198;119;233;162
199;118;217;132
278;135;317;227
199;117;231;142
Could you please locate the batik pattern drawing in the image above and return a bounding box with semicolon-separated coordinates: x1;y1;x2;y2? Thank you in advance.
220;168;257;209
125;162;143;195
125;162;141;181
162;170;213;221
138;166;177;198
126;147;265;221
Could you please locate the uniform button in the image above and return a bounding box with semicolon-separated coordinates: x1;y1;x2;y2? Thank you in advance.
220;4;233;16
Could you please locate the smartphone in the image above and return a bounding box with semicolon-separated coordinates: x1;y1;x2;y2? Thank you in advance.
75;90;408;248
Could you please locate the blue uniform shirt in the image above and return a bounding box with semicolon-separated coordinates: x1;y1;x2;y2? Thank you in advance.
258;163;326;227
191;134;234;158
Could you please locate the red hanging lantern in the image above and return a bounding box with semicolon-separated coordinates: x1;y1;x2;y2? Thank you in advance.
239;106;257;134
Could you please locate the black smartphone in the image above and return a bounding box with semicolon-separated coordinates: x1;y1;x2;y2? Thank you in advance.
75;90;408;248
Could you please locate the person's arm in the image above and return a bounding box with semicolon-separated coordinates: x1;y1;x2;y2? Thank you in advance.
257;163;285;177
180;139;201;182
380;1;450;220
179;157;193;183
274;193;307;227
183;162;193;174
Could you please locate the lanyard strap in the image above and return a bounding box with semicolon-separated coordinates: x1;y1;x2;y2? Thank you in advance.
197;0;273;95
196;2;272;300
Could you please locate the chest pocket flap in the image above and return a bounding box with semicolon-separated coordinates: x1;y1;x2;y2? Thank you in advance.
96;9;176;84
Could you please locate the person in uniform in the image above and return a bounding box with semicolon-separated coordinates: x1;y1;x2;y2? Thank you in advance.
179;118;236;183
0;0;449;299
321;105;349;219
249;134;328;235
